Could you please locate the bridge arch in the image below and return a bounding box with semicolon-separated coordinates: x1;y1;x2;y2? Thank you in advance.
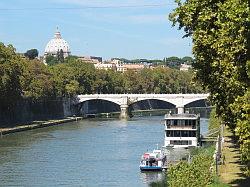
78;98;121;106
184;98;210;108
131;98;176;107
129;99;176;110
78;99;120;116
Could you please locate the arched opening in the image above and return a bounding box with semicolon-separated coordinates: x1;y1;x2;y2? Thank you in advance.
78;99;120;117
129;99;176;116
185;99;212;118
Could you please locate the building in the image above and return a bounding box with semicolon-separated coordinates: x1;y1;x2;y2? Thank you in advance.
44;28;71;59
109;59;125;72
78;56;102;64
94;63;116;70
180;63;192;71
123;64;145;72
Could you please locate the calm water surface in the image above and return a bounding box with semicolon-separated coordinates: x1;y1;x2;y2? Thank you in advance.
0;116;208;186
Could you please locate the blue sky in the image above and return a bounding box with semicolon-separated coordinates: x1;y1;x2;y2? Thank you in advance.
0;0;192;60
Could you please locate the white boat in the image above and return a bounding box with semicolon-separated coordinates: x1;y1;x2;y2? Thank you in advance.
163;113;200;148
139;149;166;171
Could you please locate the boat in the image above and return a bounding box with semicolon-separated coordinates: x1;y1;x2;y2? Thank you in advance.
163;113;200;148
139;149;166;171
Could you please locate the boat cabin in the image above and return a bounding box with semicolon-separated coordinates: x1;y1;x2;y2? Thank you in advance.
164;113;200;148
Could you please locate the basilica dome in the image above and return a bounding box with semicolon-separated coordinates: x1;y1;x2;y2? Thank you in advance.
44;29;71;58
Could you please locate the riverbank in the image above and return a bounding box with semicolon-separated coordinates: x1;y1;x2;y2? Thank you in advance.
0;116;83;136
219;127;250;186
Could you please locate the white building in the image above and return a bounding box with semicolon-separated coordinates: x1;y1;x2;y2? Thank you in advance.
180;63;192;71
110;59;126;72
94;63;116;70
44;28;71;59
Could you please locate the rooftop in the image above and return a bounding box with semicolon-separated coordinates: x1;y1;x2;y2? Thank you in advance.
164;113;200;120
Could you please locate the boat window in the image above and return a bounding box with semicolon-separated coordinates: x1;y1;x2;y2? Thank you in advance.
166;131;170;137
166;131;174;137
170;140;189;145
190;131;196;137
174;131;180;137
166;120;171;126
192;120;196;128
181;131;189;137
173;120;178;126
185;120;189;126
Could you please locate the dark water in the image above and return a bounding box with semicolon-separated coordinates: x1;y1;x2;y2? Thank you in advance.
0;116;208;186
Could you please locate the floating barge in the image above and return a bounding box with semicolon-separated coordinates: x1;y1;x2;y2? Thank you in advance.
163;113;201;148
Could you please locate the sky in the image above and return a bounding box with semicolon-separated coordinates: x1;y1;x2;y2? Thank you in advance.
0;0;192;60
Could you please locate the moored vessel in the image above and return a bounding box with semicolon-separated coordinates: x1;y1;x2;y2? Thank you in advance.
139;149;166;171
163;113;200;148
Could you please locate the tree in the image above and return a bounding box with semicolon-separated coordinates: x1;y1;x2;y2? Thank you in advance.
21;59;54;99
45;55;59;66
182;56;194;65
57;49;64;63
164;56;182;68
0;43;23;105
24;49;38;60
170;0;249;172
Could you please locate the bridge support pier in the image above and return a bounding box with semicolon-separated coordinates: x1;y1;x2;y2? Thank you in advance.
177;106;185;114
120;105;129;119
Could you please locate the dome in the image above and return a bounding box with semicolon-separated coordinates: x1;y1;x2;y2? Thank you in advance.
44;29;71;57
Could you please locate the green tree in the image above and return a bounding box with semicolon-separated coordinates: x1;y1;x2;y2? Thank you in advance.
0;43;23;105
208;108;221;133
65;80;80;96
21;59;54;99
24;49;38;60
170;0;249;172
45;55;59;65
182;56;194;65
57;49;64;63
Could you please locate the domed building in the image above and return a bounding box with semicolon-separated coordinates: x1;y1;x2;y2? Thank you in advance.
44;28;71;58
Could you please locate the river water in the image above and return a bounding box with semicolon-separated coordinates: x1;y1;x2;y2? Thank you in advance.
0;116;208;187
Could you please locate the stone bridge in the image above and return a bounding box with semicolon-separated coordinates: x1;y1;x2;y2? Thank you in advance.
76;94;209;118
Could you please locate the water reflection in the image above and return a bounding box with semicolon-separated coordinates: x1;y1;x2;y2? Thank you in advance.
140;171;164;184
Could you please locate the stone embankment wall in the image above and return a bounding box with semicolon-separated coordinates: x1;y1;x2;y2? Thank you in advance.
0;98;77;128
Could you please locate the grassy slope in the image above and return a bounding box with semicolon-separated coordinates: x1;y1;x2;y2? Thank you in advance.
219;127;250;186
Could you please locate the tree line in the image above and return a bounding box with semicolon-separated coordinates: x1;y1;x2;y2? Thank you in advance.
0;43;204;107
111;56;194;68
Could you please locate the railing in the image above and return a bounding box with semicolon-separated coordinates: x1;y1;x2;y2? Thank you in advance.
166;125;196;129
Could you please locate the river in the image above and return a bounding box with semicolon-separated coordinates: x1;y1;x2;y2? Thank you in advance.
0;116;208;186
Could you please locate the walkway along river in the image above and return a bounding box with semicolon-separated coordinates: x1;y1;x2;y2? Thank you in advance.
0;116;208;186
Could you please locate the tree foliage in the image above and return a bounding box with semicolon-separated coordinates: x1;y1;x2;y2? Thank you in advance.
0;43;23;105
167;148;214;187
170;0;249;172
24;49;38;60
208;108;221;131
0;42;205;111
